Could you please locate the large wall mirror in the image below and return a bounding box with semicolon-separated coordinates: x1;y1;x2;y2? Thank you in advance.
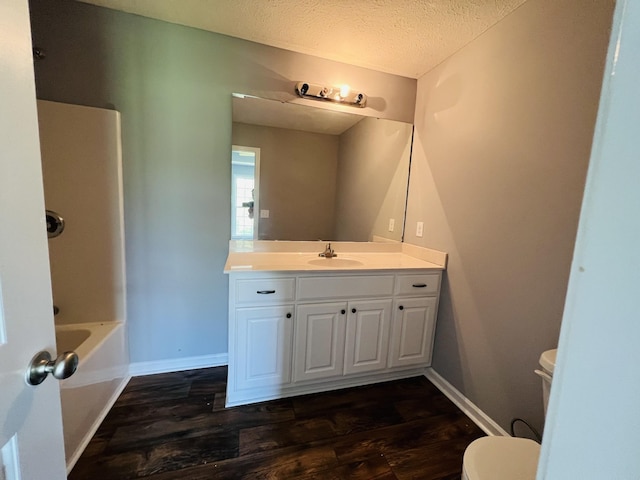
231;94;413;242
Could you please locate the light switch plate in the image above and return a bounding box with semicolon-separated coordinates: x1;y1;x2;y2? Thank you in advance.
416;221;424;237
260;209;270;218
388;218;395;232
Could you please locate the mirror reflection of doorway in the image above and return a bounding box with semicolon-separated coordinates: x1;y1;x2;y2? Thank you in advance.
231;145;260;240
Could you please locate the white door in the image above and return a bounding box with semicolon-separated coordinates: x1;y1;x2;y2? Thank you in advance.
294;302;347;381
344;299;392;375
0;1;68;479
235;305;294;390
388;297;437;368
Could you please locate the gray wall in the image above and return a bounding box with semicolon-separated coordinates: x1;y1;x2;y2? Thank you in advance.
404;0;614;432
335;117;412;242
232;122;339;241
29;0;416;364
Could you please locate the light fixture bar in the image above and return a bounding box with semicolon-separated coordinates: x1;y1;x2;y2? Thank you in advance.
295;82;367;107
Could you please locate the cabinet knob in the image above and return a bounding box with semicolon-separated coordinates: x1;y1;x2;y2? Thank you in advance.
351;308;357;313
286;313;292;318
399;305;404;310
341;309;346;315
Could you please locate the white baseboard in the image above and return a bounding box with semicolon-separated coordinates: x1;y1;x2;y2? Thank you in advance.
66;375;131;475
129;353;228;377
424;367;509;437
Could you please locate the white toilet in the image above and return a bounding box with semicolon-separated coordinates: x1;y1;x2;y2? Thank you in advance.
461;349;557;480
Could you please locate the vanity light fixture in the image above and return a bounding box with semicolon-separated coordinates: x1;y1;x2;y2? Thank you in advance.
295;82;367;107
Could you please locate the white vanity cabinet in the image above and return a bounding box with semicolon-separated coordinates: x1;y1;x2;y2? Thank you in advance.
228;275;296;401
388;272;441;369
227;270;442;407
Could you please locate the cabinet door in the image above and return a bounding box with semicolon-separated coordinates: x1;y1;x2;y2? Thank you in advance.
294;302;347;382
235;305;293;390
389;297;437;368
344;299;392;375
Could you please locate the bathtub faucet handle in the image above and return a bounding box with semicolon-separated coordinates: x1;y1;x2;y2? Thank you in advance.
26;350;79;386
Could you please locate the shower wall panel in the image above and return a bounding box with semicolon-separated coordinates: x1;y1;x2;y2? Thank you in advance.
37;100;126;326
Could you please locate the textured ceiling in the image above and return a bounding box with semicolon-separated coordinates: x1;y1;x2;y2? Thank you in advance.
75;0;528;78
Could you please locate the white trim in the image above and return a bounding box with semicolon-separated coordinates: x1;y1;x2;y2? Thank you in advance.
65;375;131;474
129;353;228;377
424;367;509;437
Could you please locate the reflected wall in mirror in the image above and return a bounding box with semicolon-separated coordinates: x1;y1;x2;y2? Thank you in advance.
231;95;413;242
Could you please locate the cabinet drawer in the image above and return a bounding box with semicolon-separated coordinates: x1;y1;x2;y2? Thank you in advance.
235;277;296;304
298;275;394;301
394;274;440;296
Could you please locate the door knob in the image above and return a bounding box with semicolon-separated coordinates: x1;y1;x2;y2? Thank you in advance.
26;350;79;386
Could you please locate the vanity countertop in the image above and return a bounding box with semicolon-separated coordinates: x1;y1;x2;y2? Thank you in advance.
224;241;447;273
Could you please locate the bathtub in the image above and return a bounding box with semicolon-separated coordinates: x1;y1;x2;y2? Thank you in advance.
55;322;130;473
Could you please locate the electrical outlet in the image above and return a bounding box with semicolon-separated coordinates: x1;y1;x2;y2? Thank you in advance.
416;221;424;237
260;209;270;219
388;218;395;232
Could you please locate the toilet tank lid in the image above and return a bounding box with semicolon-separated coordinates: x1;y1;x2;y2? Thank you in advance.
539;349;557;373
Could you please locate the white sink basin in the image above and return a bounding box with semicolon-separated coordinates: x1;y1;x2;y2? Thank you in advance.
307;258;364;268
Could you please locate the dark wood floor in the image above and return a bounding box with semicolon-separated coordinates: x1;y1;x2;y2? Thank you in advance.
69;367;484;479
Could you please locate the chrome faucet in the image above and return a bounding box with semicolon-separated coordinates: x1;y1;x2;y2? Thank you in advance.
319;242;337;258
